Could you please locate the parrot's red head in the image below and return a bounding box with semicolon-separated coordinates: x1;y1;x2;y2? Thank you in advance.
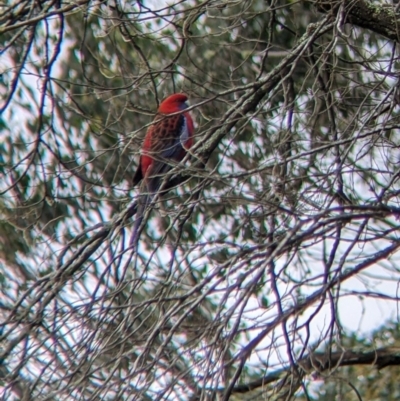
158;93;189;114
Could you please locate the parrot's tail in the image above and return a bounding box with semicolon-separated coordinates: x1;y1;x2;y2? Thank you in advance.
131;192;149;250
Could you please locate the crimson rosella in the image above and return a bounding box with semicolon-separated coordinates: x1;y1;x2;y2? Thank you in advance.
131;93;195;247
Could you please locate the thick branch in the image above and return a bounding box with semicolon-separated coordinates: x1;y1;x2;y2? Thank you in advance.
232;346;400;394
317;0;400;42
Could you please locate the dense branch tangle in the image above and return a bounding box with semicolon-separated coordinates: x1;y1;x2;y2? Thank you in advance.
2;0;400;400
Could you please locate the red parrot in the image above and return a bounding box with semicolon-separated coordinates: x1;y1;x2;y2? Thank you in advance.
131;93;195;247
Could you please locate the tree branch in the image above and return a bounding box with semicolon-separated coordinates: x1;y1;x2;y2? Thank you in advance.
316;0;400;42
231;347;400;394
